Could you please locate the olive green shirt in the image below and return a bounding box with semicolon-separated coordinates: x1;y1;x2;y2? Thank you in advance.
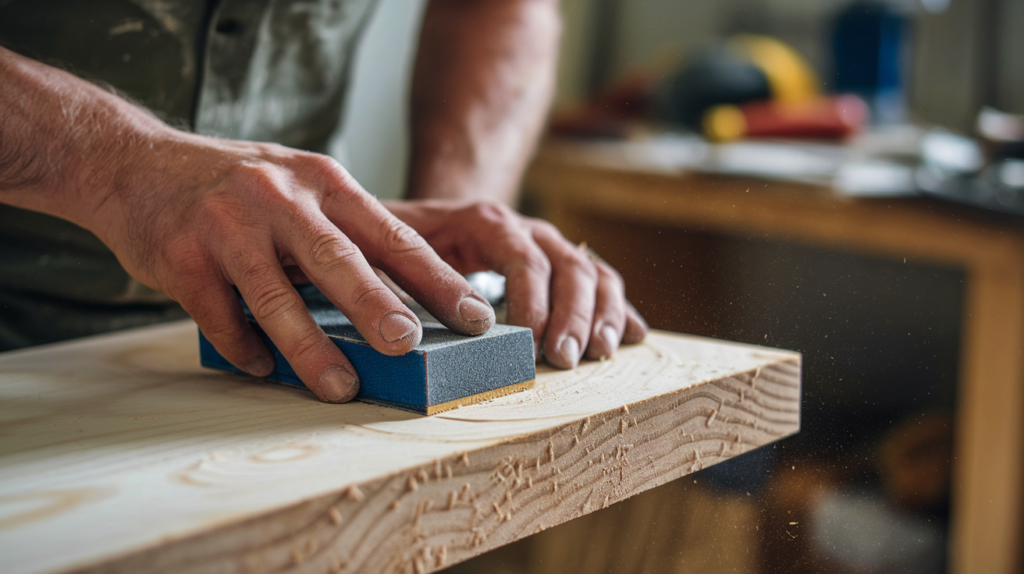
0;0;380;349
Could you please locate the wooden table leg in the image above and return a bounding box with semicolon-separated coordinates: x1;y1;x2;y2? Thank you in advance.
949;261;1024;574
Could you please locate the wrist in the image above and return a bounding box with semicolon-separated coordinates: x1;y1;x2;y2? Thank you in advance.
0;47;172;233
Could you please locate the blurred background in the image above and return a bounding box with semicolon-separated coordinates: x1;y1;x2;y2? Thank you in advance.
339;1;1024;573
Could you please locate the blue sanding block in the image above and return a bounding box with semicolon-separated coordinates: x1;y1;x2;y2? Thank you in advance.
199;285;536;414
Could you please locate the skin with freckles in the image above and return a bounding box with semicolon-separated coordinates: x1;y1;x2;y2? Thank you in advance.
0;0;647;404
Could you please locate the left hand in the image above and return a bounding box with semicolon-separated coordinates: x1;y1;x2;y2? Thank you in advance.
384;199;648;368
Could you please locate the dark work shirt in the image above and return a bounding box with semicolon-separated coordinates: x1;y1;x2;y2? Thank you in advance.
0;0;380;349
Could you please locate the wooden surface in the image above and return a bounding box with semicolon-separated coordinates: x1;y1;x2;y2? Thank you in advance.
524;139;1024;574
0;320;800;574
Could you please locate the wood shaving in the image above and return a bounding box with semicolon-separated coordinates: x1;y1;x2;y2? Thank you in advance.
328;506;343;525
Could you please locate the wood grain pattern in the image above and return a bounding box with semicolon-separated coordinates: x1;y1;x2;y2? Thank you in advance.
0;320;799;574
524;140;1024;574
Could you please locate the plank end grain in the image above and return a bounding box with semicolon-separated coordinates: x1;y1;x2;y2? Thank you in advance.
0;321;800;574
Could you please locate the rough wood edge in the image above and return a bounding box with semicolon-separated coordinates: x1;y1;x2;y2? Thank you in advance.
70;359;800;574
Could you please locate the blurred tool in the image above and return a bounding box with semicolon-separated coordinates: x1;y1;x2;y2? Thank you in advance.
550;35;868;142
704;95;869;142
657;35;822;131
911;109;1024;215
831;1;911;124
978;106;1024;160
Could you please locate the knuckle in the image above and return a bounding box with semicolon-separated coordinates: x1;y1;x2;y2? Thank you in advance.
530;219;561;238
464;201;512;225
382;219;428;253
309;233;361;270
224;162;302;213
567;305;594;326
197;318;244;344
302;153;343;176
555;248;598;280
304;154;358;189
306;156;366;201
351;282;393;308
233;161;284;194
246;281;299;321
506;248;552;279
283;327;324;361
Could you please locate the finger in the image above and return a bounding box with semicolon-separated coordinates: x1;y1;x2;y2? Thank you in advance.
504;249;552;361
227;252;360;403
278;214;423;356
181;279;275;377
377;200;549;353
623;301;649;345
531;222;598;369
326;192;495;336
373;267;414;304
426;204;552;356
584;261;628;360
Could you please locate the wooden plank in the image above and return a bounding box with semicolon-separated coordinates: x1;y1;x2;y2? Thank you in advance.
949;261;1024;574
0;320;800;574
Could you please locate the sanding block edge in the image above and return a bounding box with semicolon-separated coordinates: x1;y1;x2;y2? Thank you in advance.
199;320;536;415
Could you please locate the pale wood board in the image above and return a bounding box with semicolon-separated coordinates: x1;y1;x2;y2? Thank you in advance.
0;320;800;574
525;140;1024;574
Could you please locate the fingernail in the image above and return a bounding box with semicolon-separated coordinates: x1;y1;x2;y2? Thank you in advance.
379;311;418;343
318;364;359;403
556;335;581;369
458;295;494;323
245;353;276;377
602;325;619;355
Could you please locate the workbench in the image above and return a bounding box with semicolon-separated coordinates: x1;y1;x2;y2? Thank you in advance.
0;321;799;573
524;139;1024;574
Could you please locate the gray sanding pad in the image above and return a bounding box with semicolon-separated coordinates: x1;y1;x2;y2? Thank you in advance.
200;285;536;414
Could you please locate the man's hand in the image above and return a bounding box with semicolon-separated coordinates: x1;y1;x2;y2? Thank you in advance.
0;47;494;403
386;200;648;368
405;1;648;363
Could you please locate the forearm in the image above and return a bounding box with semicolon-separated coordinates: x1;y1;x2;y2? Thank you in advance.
0;46;164;232
406;0;560;204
